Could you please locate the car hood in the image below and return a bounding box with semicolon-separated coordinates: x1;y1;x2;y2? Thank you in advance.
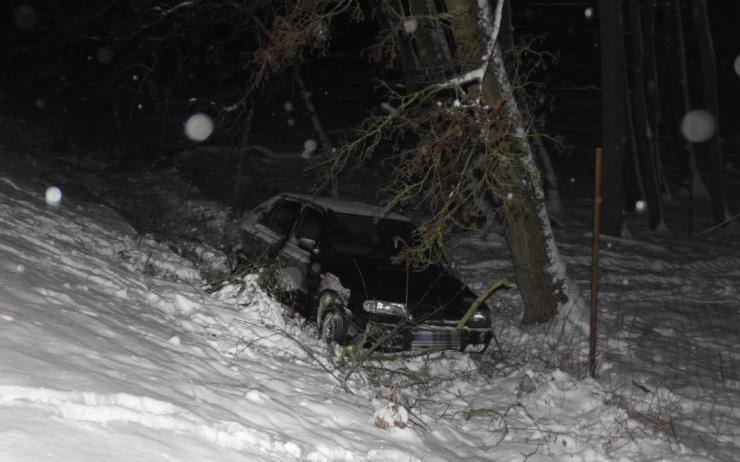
319;255;476;320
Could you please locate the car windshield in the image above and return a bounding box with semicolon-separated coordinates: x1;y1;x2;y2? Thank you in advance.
327;213;416;259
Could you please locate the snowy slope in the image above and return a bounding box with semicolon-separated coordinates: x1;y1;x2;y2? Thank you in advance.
0;133;731;460
0;150;443;461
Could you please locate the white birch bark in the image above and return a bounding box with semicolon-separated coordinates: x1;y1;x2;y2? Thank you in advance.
489;44;587;335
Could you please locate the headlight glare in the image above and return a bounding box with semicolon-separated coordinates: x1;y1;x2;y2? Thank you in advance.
472;310;488;322
363;300;408;318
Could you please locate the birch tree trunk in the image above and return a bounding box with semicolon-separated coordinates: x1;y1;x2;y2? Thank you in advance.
483;47;568;323
499;0;565;219
389;0;573;323
451;0;569;323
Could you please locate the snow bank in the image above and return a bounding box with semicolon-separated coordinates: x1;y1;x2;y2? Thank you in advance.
0;144;482;460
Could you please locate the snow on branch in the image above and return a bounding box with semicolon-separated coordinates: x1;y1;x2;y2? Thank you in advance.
153;1;196;17
152;1;197;18
445;0;505;87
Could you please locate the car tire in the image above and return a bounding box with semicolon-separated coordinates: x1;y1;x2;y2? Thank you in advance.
462;333;492;353
320;310;347;345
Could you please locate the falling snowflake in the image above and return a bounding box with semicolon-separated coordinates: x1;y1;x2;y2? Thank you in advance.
301;139;318;159
635;200;646;212
680;110;716;143
284;101;294;112
45;186;62;206
315;22;328;38
403;18;418;34
584;7;594;19
184;113;214;142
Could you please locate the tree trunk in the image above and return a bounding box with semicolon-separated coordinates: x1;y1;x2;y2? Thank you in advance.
390;0;424;91
691;0;727;223
598;0;626;236
386;0;572;324
443;0;569;323
621;7;644;214
642;0;670;199
627;0;663;230
233;111;252;207
674;0;709;199
405;0;454;84
482;47;567;323
296;66;339;197
474;2;568;323
531;135;565;219
500;0;565;220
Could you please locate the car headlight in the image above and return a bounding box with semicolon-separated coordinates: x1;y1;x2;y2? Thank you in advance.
471;310;489;323
363;300;408;318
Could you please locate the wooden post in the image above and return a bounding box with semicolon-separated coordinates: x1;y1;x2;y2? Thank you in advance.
590;148;603;378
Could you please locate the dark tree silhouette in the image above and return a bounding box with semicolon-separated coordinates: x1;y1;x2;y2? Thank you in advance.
691;0;728;224
598;0;626;236
627;0;663;229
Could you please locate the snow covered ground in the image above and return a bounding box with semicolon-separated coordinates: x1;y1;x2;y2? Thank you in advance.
452;209;740;461
1;117;738;460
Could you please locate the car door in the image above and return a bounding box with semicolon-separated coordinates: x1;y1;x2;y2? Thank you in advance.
280;205;324;299
246;197;301;261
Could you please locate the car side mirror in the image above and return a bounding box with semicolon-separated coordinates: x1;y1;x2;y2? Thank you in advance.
298;237;317;252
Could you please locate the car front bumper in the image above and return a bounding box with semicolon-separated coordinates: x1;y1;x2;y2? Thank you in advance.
364;320;492;352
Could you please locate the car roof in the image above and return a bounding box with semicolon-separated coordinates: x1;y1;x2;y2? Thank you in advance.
279;193;411;222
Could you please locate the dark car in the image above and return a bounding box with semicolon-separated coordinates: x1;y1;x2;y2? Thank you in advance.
238;193;492;352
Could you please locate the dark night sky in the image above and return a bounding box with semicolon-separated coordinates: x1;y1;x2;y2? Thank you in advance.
1;1;739;182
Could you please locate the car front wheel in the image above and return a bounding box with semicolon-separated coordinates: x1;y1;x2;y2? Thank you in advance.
320;310;347;345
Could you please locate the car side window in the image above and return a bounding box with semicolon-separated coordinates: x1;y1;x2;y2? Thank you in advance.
264;199;300;238
257;203;274;227
295;207;323;244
